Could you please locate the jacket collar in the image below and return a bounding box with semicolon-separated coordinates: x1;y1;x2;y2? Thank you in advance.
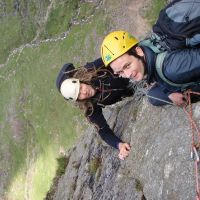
140;45;157;84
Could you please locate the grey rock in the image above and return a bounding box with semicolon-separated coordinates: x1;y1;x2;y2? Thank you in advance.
53;97;198;200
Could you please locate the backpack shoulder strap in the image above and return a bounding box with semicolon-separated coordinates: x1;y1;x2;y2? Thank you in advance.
155;52;197;89
140;35;166;54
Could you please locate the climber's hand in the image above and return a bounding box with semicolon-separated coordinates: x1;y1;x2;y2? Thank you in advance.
118;142;131;160
168;92;186;106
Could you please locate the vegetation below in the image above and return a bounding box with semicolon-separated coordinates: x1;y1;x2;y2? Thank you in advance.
145;0;167;25
0;0;51;64
0;0;108;199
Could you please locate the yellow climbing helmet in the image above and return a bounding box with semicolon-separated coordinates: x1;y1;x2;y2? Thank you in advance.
101;31;139;66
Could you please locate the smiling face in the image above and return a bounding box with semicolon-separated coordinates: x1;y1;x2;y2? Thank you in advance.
110;46;145;81
78;83;96;100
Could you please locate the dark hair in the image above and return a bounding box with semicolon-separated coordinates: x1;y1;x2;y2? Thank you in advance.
127;45;146;66
73;67;99;84
73;65;109;116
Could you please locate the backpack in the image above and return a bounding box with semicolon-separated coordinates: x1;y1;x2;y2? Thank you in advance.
140;0;200;88
155;51;199;89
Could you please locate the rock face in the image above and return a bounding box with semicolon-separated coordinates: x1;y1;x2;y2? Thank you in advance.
53;97;198;200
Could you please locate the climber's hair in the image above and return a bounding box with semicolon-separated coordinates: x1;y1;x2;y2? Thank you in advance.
73;64;110;116
127;45;146;66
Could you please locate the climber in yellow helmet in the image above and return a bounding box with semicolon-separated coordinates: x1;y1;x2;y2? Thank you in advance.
101;31;200;106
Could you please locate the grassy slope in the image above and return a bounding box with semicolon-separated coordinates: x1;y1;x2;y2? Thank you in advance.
0;0;167;199
0;1;108;199
145;0;168;25
0;0;51;64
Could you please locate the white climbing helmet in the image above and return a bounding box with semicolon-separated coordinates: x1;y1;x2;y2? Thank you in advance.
60;78;80;101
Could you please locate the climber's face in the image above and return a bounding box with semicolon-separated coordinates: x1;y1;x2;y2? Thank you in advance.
78;83;96;100
110;46;145;81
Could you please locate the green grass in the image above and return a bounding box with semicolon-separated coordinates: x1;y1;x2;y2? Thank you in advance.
0;0;15;15
0;40;83;199
45;156;70;199
0;1;109;199
76;1;97;21
0;16;26;64
43;0;79;38
145;0;168;25
88;157;102;176
0;0;52;64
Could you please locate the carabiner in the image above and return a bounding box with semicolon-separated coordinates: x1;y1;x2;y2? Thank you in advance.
191;146;200;162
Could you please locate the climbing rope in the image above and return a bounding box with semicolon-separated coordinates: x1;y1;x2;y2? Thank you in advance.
183;90;200;200
134;84;200;199
132;81;176;106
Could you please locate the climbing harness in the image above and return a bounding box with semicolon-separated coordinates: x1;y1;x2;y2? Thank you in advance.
183;90;200;200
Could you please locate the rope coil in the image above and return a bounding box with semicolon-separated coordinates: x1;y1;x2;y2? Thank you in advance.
183;90;200;200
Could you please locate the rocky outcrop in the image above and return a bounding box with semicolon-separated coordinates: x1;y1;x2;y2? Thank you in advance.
52;97;198;200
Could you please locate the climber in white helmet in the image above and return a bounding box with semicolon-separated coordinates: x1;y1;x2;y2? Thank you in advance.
56;58;135;160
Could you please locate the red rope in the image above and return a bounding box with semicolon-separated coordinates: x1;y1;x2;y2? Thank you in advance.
183;90;200;200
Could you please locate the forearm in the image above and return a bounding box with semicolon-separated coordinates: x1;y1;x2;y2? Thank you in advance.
147;84;173;106
98;127;122;149
87;105;122;149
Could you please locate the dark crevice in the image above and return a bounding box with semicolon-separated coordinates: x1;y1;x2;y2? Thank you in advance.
142;194;147;200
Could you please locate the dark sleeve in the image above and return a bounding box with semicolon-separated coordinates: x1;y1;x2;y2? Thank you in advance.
147;83;173;106
87;105;122;149
187;34;200;47
84;58;104;70
164;48;200;84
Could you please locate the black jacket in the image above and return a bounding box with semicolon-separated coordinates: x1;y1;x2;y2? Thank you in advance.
84;58;133;149
142;46;200;100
